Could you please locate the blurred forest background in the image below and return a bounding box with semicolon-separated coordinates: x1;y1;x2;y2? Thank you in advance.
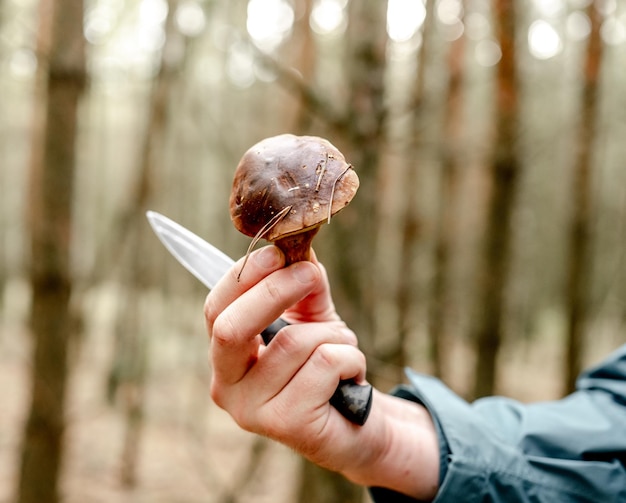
1;0;625;501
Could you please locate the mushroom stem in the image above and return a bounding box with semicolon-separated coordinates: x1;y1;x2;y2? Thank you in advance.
274;227;320;265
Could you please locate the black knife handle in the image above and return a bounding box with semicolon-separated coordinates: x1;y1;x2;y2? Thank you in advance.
260;318;372;426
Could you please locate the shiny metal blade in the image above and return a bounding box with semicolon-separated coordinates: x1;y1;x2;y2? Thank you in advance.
146;210;234;290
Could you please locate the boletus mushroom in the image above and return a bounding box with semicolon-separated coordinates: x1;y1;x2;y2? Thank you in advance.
230;134;359;269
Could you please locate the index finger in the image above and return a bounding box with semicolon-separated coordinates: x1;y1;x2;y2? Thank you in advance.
204;245;285;334
210;260;320;385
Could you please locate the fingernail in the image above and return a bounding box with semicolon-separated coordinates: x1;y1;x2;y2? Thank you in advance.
255;246;281;268
293;263;317;284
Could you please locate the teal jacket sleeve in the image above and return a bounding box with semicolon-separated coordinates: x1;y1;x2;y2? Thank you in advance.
370;345;626;502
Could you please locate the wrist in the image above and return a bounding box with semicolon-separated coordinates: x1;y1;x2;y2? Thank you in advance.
341;390;440;501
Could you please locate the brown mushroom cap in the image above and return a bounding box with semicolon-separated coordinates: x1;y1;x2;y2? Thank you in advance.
230;134;359;241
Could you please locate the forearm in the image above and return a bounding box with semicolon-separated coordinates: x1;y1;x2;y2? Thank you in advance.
340;390;440;501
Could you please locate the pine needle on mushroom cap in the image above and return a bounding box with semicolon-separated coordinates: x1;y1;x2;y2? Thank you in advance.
230;134;359;267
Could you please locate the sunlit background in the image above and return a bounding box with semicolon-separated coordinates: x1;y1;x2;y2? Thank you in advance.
5;0;625;84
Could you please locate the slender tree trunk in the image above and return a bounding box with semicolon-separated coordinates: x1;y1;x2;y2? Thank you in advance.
298;461;366;503
17;0;85;500
472;0;521;398
291;0;316;131
215;438;269;503
0;0;4;312
114;281;148;488
330;0;388;348
430;8;466;378
108;0;183;486
391;0;435;378
564;2;603;394
87;0;183;286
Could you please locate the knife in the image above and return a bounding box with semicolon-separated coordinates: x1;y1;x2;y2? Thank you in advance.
146;211;373;425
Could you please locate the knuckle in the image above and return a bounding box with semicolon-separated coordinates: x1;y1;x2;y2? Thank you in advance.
211;381;259;433
210;379;226;409
356;348;366;367
261;275;284;304
259;403;297;440
255;407;280;437
311;343;365;376
210;314;238;348
234;403;261;433
337;325;358;346
312;343;337;370
203;294;221;330
271;325;299;355
347;345;366;369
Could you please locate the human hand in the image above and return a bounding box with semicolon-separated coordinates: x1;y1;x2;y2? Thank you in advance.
204;245;440;500
205;245;366;457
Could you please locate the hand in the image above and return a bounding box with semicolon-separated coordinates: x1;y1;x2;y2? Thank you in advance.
205;245;365;460
204;245;440;500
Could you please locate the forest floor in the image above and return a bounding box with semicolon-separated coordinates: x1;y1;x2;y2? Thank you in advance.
1;278;623;503
1;324;302;503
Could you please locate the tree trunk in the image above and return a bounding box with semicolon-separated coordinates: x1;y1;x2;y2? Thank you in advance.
391;0;436;379
113;279;148;488
430;6;466;378
108;0;183;486
330;0;388;348
472;0;520;398
290;0;316;131
17;0;85;500
298;461;365;503
564;1;603;394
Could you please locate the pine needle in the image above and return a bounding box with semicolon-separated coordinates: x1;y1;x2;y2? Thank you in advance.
327;164;353;224
237;205;293;281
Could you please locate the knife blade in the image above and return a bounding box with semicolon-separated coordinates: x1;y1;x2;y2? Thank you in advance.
146;211;372;425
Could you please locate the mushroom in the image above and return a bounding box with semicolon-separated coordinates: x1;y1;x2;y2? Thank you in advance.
230;134;359;269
